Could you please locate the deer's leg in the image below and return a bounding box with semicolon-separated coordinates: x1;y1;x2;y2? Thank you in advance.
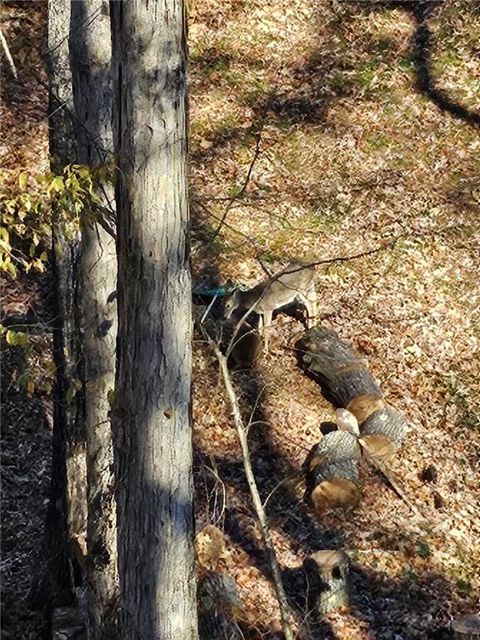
297;293;315;328
262;310;272;352
306;286;318;328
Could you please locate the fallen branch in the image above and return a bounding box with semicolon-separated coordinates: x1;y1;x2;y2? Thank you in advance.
359;439;427;520
203;329;295;640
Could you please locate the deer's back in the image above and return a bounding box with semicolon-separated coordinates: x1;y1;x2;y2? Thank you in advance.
240;264;315;312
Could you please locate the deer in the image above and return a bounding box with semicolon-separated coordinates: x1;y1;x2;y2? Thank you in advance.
223;262;317;352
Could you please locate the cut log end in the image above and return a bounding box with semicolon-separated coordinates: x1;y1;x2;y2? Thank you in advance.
311;478;361;513
347;394;385;425
360;434;398;464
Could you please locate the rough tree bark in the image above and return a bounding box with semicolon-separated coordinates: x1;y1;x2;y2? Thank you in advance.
69;1;118;637
47;0;85;603
110;1;198;638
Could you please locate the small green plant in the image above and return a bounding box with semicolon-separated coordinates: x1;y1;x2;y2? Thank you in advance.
456;578;473;597
0;163;112;278
415;540;432;559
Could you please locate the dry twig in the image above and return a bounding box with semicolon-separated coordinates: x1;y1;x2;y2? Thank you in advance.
0;28;18;80
201;325;295;640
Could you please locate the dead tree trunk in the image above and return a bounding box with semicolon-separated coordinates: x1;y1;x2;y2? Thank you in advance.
69;1;118;637
110;1;198;638
47;0;85;604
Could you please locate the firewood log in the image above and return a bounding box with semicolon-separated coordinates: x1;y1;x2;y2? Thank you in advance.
296;327;383;407
309;460;361;513
303;431;362;472
361;405;409;447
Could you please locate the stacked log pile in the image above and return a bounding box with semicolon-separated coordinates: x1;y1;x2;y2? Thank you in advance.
297;327;410;513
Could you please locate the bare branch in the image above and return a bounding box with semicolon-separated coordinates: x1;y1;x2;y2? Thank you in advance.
0;28;18;80
210;130;263;242
201;326;295;640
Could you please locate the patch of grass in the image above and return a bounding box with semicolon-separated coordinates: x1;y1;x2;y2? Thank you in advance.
366;133;391;151
242;77;272;106
398;55;415;72
456;578;473;597
444;375;480;433
434;49;465;70
415;540;432;559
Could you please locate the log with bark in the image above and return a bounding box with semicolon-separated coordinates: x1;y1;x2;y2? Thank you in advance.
304;431;362;513
296;327;383;407
296;327;409;454
298;327;413;512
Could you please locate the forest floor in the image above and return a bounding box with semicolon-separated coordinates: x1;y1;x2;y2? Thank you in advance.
1;1;479;639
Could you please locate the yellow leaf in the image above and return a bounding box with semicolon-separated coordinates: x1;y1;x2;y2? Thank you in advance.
6;261;17;278
50;176;64;192
26;379;35;396
18;172;28;190
6;330;17;345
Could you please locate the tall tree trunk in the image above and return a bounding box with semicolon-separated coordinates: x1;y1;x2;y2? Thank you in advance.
47;0;85;604
69;2;118;637
110;1;198;638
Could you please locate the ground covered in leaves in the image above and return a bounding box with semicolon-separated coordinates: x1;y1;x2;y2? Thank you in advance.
1;1;479;639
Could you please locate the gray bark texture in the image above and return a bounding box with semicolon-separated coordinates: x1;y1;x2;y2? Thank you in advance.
47;0;85;604
69;1;118;637
110;1;198;639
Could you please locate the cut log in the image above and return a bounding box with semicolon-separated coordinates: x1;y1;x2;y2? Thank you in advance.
303;431;361;472
309;460;361;513
347;394;385;425
304;431;361;511
361;405;409;447
296;327;383;407
304;551;350;614
453;614;480;639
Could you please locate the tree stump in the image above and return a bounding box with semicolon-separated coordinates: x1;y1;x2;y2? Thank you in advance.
452;614;480;639
51;607;86;640
304;551;350;614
